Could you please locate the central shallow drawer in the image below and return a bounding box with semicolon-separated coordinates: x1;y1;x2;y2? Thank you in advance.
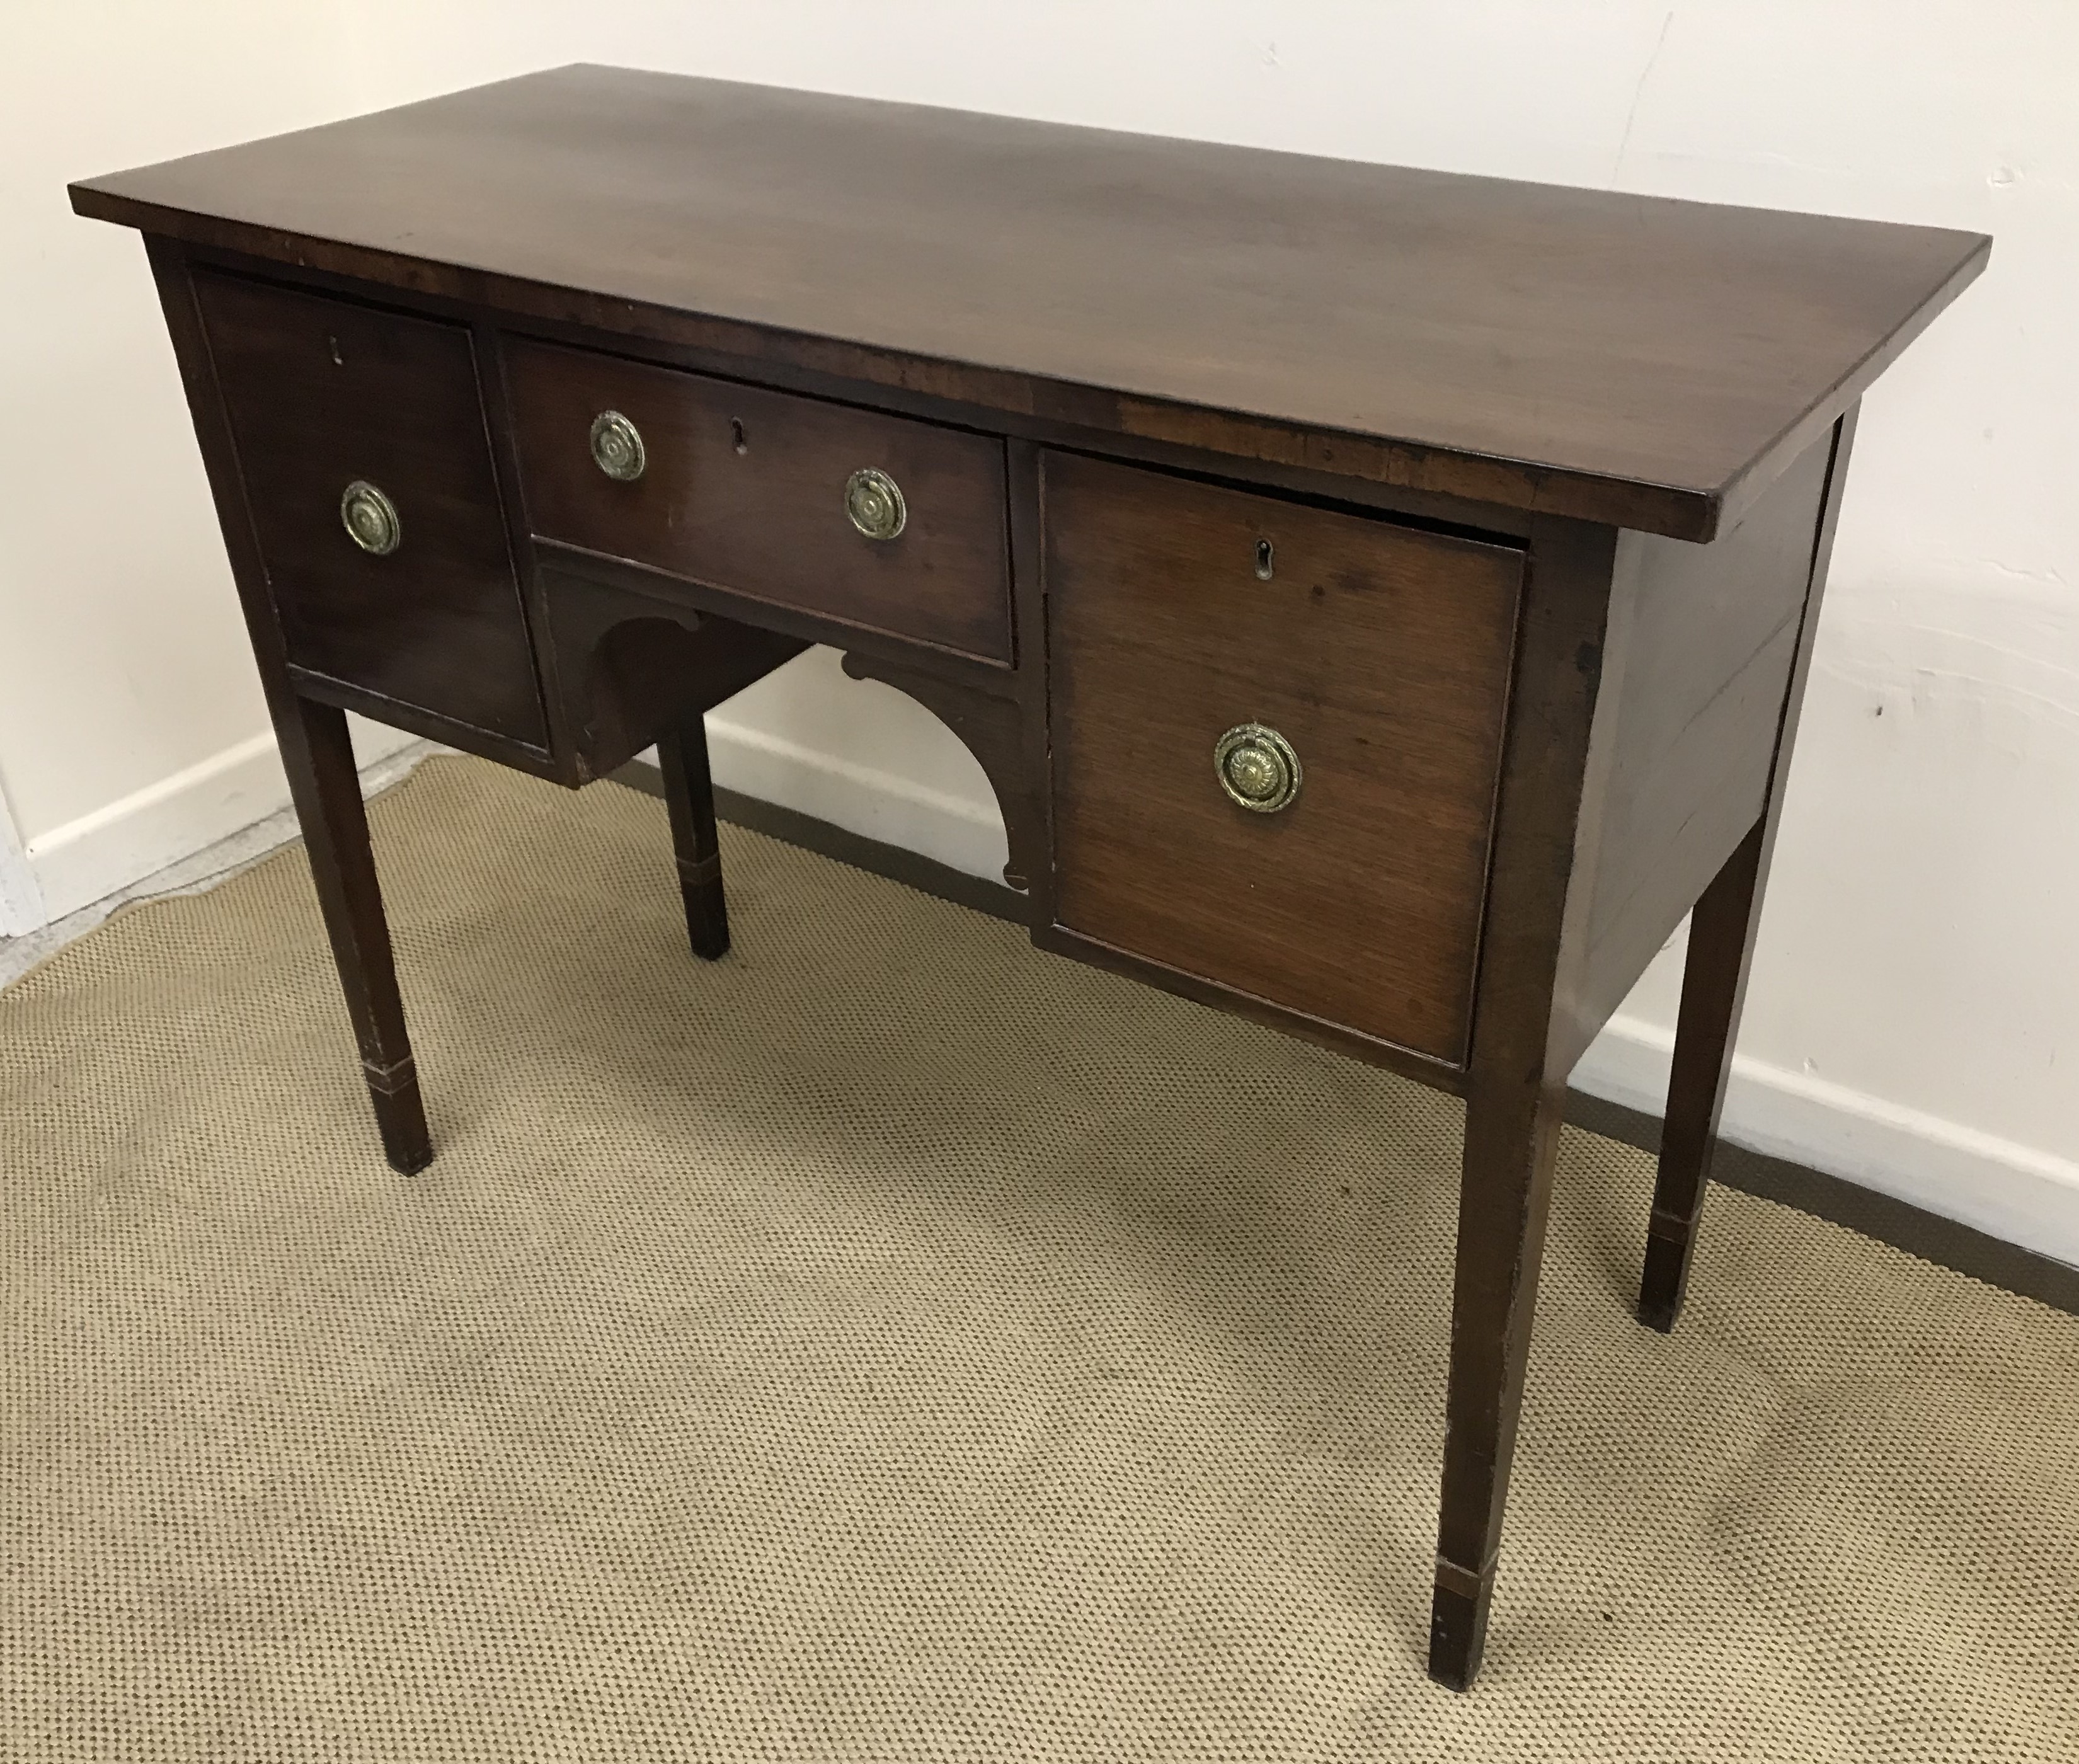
503;340;1013;663
1046;454;1524;1068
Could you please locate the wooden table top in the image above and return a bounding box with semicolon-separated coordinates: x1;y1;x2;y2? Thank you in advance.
73;64;1988;540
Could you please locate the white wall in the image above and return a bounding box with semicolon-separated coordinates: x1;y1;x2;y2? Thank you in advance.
0;792;42;940
6;3;2075;1261
1;2;420;922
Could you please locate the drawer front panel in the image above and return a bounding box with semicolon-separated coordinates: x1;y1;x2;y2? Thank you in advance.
193;272;546;746
1046;454;1523;1067
503;340;1012;663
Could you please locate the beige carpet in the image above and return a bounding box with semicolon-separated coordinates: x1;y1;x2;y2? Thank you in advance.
3;755;2075;1762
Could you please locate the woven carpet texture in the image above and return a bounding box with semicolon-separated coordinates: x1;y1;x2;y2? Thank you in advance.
3;755;2075;1761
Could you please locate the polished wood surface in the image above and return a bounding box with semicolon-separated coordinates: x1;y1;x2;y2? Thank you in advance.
842;646;1042;895
275;695;433;1176
1557;425;1841;1068
1046;454;1520;1067
193;270;547;747
1427;513;1620;1689
1641;820;1767;1333
659;714;730;963
505;338;1014;662
1638;406;1860;1332
79;75;1979;1690
533;566;808;782
74;65;1986;540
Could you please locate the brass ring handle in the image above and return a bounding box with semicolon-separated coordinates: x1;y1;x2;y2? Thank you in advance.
1214;723;1302;813
844;467;906;541
340;480;401;556
590;410;646;481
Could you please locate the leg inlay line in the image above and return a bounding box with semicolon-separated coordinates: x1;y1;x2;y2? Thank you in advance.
1433;1552;1499;1601
361;1055;419;1096
675;851;723;886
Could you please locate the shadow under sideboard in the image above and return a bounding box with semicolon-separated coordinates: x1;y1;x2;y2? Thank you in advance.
607;757;2079;1322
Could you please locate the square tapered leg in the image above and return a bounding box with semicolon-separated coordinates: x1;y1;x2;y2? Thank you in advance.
1429;1080;1564;1689
274;694;432;1175
1637;820;1767;1331
657;714;729;962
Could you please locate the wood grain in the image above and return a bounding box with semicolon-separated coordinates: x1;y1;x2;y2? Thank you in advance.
100;94;1973;1692
532;566;807;780
76;66;1988;540
505;338;1012;663
146;240;436;1173
1046;453;1522;1067
193;269;547;747
1557;427;1838;1069
273;696;435;1175
1637;407;1862;1332
1429;513;1622;1689
658;713;730;963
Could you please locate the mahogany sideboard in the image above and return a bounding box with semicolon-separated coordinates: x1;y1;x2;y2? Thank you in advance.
72;66;1987;1690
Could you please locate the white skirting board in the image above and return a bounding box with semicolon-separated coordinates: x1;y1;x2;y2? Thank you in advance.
15;718;423;927
704;707;2079;1274
1569;1019;2079;1273
0;731;437;993
13;706;2076;1273
701;709;1011;885
0;798;42;941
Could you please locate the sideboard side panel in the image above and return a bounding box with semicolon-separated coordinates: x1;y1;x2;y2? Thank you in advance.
145;239;299;703
1564;430;1838;1063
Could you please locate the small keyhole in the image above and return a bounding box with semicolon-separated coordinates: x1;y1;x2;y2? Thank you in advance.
730;418;748;455
327;335;344;367
1254;537;1275;580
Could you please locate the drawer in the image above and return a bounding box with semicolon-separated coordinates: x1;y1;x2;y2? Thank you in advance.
193;272;546;746
1046;455;1523;1067
503;340;1012;663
